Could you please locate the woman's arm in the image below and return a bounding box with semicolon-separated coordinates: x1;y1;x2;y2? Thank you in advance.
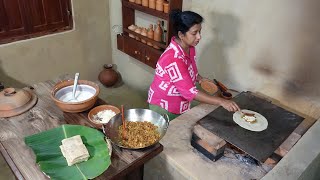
194;91;240;112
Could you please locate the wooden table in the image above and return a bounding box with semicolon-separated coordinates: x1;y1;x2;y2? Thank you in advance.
0;75;163;180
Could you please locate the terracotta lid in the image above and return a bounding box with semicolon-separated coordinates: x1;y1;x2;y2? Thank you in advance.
0;87;38;118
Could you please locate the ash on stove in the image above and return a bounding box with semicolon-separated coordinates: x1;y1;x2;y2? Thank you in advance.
224;147;258;165
235;154;258;166
223;147;274;173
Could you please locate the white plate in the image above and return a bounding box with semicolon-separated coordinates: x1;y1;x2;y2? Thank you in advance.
233;109;268;132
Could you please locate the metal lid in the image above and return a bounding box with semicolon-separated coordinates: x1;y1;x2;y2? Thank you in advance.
0;88;38;118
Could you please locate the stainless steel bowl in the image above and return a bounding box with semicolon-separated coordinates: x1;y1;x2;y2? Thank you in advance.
103;109;169;149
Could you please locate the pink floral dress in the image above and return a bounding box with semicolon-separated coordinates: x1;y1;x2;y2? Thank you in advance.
148;37;199;114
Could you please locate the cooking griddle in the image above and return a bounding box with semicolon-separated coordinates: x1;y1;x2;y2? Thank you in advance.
197;91;304;162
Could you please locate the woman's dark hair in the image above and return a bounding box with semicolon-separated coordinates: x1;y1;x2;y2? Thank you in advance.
170;9;203;37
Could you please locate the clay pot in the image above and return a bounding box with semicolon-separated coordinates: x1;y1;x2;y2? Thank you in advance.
149;0;156;9
220;91;233;100
98;64;119;87
51;80;100;113
128;24;137;38
200;81;218;95
135;0;142;5
134;27;142;41
156;0;164;11
87;105;120;129
0;87;38;118
163;2;169;13
142;0;148;7
141;28;148;44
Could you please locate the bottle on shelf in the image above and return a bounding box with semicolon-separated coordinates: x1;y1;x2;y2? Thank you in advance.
153;20;163;49
161;20;167;43
147;24;154;46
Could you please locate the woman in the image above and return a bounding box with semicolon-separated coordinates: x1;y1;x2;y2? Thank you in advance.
148;10;240;120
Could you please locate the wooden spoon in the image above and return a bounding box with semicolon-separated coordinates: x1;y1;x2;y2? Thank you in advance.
121;105;127;140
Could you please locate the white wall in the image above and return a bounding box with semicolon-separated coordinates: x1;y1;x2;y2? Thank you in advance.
110;0;320;118
0;0;112;87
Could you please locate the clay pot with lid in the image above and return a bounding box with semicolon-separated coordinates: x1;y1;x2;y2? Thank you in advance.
0;87;38;117
98;64;120;87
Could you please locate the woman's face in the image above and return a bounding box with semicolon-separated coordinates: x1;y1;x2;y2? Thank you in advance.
179;23;202;47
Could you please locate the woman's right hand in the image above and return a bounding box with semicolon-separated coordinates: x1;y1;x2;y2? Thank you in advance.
220;99;240;112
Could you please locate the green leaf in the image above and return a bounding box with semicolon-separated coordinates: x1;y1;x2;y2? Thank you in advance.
25;125;111;180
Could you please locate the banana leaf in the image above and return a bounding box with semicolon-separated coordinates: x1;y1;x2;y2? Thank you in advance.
25;124;111;180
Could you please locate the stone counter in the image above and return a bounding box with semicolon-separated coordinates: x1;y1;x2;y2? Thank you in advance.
144;103;267;180
144;103;320;180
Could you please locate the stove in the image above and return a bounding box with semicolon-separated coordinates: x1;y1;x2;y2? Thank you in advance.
197;91;304;162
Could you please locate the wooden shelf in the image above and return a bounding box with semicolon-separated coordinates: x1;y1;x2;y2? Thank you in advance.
122;0;169;20
118;0;183;69
123;28;166;49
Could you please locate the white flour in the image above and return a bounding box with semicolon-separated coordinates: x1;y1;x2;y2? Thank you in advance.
93;110;116;124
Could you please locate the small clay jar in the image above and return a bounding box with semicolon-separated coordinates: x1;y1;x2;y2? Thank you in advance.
163;1;169;13
128;24;137;38
142;0;148;7
155;0;164;11
134;27;142;41
98;64;119;87
135;0;142;5
147;24;154;46
141;28;148;44
148;0;156;9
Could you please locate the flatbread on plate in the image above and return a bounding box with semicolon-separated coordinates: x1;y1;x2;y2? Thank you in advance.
233;109;268;132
